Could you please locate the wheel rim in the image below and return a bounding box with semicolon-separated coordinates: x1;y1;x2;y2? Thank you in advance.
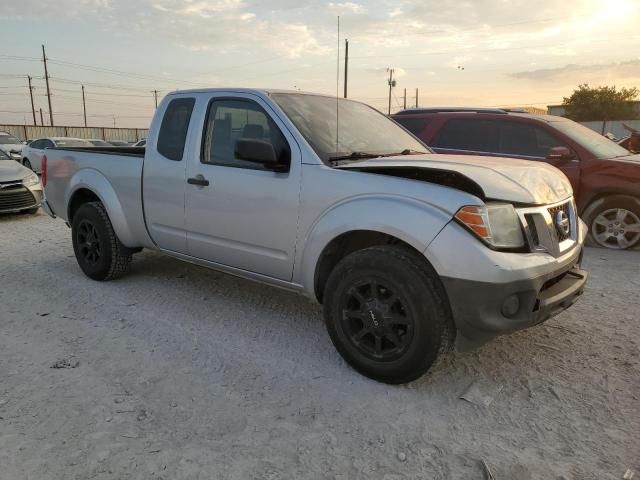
592;208;640;249
340;279;414;362
77;220;101;264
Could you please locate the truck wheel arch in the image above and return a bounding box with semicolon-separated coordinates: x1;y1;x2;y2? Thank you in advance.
313;230;438;303
65;173;140;248
301;196;454;304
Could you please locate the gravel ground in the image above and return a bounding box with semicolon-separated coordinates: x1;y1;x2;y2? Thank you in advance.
0;211;638;480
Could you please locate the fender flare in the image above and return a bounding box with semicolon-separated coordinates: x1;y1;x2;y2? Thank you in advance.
295;194;457;299
65;168;139;247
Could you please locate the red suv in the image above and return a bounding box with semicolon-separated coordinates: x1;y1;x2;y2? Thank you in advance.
392;108;640;249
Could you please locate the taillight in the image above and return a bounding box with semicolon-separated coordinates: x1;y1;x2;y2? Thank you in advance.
41;155;47;187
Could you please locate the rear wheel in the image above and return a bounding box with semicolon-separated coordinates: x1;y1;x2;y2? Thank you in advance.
585;196;640;250
323;245;453;384
71;201;132;280
23;159;33;171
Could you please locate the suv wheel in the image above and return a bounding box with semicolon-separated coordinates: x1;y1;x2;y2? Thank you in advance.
585;195;640;250
323;245;454;384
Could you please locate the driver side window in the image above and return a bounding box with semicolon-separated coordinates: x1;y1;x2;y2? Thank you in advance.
201;99;290;171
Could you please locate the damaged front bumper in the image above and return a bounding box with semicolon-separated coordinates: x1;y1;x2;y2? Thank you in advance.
425;218;588;351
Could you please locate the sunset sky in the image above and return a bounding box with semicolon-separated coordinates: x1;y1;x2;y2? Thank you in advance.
1;0;639;127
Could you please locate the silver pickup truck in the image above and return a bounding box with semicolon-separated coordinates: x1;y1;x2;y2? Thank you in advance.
42;89;587;383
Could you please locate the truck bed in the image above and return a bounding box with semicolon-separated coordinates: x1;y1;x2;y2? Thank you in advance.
44;147;152;248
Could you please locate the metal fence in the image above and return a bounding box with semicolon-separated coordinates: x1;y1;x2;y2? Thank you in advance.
0;124;149;142
581;120;640;139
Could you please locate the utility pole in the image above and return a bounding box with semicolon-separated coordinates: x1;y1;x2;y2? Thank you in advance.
81;85;87;127
387;68;395;115
152;90;159;109
343;39;349;98
42;45;54;126
27;76;36;125
416;88;419;108
403;88;407;109
39;108;44;126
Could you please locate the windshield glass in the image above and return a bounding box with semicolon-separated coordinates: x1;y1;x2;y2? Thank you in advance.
0;133;21;144
271;93;430;162
90;140;111;146
0;150;10;160
54;139;92;147
550;120;631;159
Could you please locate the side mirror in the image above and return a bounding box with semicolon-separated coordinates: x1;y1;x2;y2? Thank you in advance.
546;146;575;163
235;139;287;172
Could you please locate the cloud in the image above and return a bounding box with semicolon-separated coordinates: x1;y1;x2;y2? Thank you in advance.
510;59;640;82
328;2;365;13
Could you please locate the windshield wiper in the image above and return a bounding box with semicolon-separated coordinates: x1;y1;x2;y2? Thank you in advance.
329;151;383;162
329;149;427;163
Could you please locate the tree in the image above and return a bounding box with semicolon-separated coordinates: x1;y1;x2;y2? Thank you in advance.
562;84;639;133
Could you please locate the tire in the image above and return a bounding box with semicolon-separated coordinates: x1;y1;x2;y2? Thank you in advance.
583;195;640;250
23;159;33;171
71;201;132;280
323;245;454;384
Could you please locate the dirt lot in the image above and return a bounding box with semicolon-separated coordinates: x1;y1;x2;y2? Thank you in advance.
0;211;638;480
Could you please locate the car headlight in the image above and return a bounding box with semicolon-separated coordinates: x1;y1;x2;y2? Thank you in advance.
455;203;525;250
22;173;40;188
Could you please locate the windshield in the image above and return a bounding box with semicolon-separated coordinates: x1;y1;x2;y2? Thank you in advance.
90;140;111;146
271;93;430;162
54;139;93;147
550;120;631;160
0;133;21;145
0;150;10;160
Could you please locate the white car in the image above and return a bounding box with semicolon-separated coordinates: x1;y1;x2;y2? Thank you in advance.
0;131;25;160
21;137;92;173
133;139;146;147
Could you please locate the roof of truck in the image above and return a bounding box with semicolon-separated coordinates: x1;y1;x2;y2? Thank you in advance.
394;107;570;124
166;88;343;99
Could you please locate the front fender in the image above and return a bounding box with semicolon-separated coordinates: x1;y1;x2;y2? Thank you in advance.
66;168;139;247
296;194;455;299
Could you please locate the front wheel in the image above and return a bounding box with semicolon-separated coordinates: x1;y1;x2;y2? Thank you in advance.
323;245;454;384
71;201;132;280
23;159;33;171
585;195;640;250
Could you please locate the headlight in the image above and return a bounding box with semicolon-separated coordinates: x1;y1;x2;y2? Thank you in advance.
455;203;525;249
22;173;40;188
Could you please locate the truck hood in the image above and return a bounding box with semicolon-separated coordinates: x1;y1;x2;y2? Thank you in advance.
0;143;24;154
0;159;31;182
335;153;573;205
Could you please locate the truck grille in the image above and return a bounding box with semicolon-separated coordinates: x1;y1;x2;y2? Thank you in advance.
0;184;36;211
548;202;572;242
518;200;577;257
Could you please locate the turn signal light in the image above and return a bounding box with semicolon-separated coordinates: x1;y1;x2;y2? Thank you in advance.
455;206;491;242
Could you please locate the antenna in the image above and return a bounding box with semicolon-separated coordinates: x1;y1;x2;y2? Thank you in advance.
336;16;340;153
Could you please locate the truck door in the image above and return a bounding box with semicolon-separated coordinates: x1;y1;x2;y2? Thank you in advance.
142;96;196;253
184;94;301;281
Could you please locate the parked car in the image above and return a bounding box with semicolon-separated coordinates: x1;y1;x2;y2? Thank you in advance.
392;108;640;249
87;139;112;147
42;89;587;383
133;139;146;147
107;140;131;146
0;149;42;214
0;131;25;160
21;137;93;173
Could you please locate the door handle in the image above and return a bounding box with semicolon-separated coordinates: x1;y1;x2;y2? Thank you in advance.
187;175;210;187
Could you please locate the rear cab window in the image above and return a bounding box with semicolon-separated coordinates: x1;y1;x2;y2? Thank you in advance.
157;97;196;161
